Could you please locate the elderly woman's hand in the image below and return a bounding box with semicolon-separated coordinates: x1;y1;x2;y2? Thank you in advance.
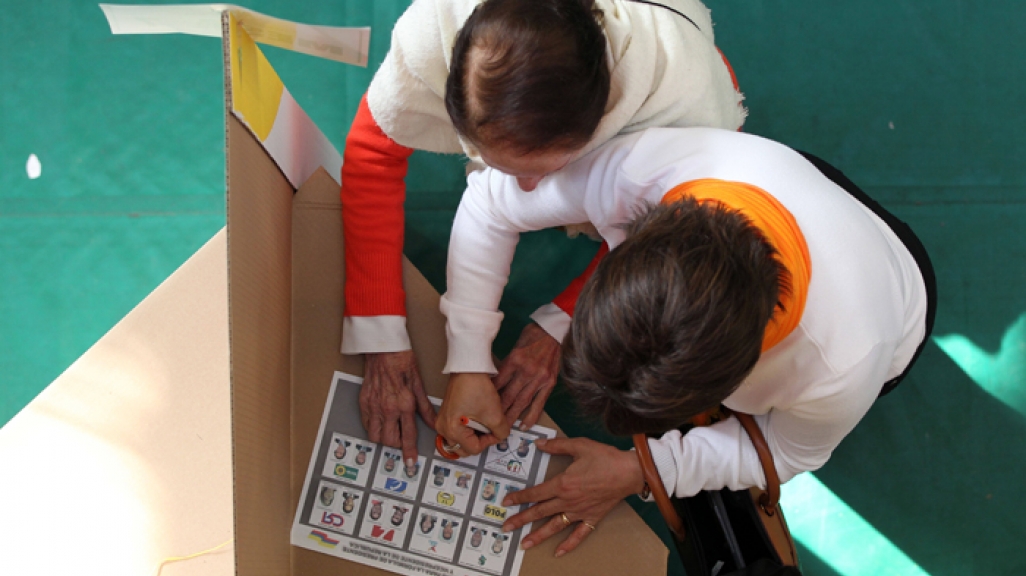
361;351;436;467
501;437;645;557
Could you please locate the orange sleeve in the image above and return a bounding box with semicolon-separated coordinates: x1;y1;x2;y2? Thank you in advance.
551;242;610;316
341;94;415;317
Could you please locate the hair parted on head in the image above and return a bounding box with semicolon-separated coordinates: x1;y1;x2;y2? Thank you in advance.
445;0;610;155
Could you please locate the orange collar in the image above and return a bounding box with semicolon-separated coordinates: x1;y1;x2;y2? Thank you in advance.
661;179;811;351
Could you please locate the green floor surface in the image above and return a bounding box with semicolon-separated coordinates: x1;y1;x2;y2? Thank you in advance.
2;1;1024;574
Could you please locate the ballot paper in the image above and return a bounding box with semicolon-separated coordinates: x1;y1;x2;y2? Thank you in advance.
292;372;555;576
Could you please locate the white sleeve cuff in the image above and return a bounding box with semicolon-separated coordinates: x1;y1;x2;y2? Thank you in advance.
653;418;761;498
440;295;502;375
647;433;682;499
340;316;412;354
529;303;572;344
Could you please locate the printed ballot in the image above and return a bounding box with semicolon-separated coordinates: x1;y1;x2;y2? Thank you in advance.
292;372;555;576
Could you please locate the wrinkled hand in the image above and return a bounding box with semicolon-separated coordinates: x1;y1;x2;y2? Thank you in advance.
436;373;511;457
495;323;561;430
502;437;644;557
360;350;436;466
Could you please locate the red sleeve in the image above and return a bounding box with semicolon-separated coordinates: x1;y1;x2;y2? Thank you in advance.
551;242;610;316
717;48;740;92
341;94;415;317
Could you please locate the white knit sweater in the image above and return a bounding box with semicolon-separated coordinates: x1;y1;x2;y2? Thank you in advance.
441;127;929;497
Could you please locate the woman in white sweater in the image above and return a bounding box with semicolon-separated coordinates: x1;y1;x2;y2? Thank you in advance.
439;127;936;555
342;0;746;463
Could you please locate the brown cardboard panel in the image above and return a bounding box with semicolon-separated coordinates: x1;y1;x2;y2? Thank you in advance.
289;167;352;503
0;232;234;576
288;168;350;576
226;114;296;576
285;167;668;575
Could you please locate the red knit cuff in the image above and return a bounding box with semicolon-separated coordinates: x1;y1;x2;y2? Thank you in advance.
552;243;610;316
341;94;415;318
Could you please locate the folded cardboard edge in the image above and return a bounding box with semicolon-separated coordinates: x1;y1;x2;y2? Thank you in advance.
226;111;295;576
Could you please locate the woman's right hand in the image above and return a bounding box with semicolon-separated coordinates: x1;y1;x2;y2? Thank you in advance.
360;350;436;468
435;372;511;457
502;437;644;556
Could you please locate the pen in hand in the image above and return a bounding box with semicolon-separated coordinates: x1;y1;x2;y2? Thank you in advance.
459;416;493;434
436;416;495;460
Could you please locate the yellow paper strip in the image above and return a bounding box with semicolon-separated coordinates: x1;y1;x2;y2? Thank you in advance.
99;3;369;67
229;12;285;142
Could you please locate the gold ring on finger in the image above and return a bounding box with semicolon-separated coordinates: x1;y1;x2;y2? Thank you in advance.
582;520;596;531
560;513;571;527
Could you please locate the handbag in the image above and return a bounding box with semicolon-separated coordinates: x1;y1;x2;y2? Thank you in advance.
633;410;801;576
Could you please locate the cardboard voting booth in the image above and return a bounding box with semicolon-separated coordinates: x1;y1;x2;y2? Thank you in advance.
0;7;667;576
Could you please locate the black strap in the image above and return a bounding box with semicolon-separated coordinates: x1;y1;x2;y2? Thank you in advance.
795;151;938;397
624;0;701;32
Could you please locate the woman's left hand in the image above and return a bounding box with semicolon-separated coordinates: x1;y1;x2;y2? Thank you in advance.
501;437;645;557
436;373;511;457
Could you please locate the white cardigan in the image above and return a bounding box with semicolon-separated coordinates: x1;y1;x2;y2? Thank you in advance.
441;127;929;496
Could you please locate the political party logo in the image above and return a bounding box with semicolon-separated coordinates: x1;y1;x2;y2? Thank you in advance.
308;530;339;548
505;460;522;474
483;504;507;521
319;511;345;528
429;540;439;552
436;492;455;506
479;555;487;566
370;524;396;542
334;464;359;481
384;477;408;493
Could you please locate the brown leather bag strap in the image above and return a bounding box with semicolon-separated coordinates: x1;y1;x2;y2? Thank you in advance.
733;412;781;512
633;411;783;533
633;433;686;540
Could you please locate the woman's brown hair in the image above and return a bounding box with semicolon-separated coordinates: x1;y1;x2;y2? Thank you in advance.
445;0;610;154
561;199;789;435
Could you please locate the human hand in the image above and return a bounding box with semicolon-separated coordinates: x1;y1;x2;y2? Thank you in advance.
494;323;561;430
501;437;644;557
436;373;511;457
360;350;437;467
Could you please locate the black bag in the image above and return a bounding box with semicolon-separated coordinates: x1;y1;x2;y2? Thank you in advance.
634;411;801;576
